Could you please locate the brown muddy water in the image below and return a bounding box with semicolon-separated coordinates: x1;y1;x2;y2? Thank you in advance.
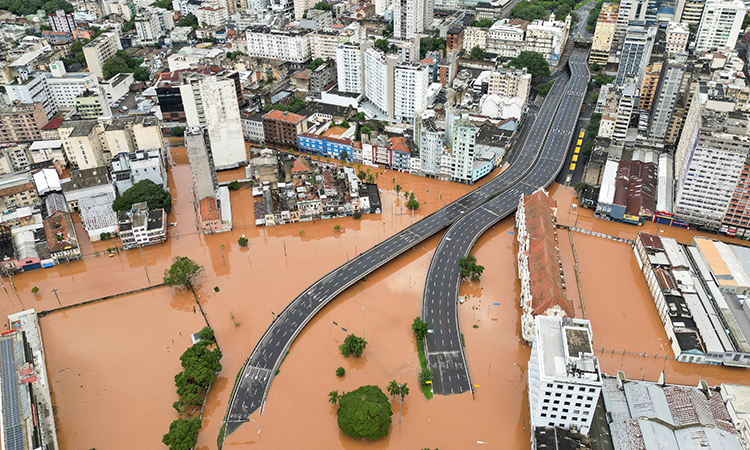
3;143;747;449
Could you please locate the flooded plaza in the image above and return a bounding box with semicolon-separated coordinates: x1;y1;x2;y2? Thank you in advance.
2;141;748;449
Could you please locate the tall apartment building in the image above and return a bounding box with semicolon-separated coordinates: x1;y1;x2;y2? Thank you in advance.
674;89;750;229
589;3;618;64
83;32;123;78
394;0;423;40
262;110;308;149
665;21;690;53
0;102;48;143
310;31;339;60
615;0;649;42
488;68;531;100
194;6;228;28
5;72;57;120
393;65;428;123
294;0;312;21
414;111;444;177
679;0;706;24
648;53;687;142
528;316;602;435
57;120;108;169
638;61;662;111
694;0;745;53
449;110;477;183
612;83;639;141
336;43;364;94
245;27;311;63
446;27;464;52
614;26;656;87
363;46;398;118
44;62;98;111
180;73;246;170
525;16;570;67
49;9;76;33
135;7;175;44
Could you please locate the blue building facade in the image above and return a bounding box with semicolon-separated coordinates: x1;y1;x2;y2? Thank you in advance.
297;133;352;161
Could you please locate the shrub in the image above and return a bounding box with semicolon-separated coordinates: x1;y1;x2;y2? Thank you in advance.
336;366;345;377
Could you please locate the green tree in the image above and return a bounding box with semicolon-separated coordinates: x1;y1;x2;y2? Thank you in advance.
418;369;433;385
172;126;185;137
228;180;241;190
354;112;366;121
387;380;399;397
336;366;345;377
162;417;201;450
151;0;172;8
353;211;362;219
172;383;203;413
238;237;248;247
329;389;341;404
112;179;172;213
398;383;409;400
176;342;223;387
197;326;215;342
337;385;393;440
470;46;486;60
412;317;428;340
407;193;419;210
471;18;494;27
339;333;367;357
510;0;547;20
534;80;554;95
122;18;136;32
419;37;446;58
358;170;367;182
374;38;391;52
361;125;371;135
312;0;331;9
163;256;205;289
510;51;550;79
178;13;199;29
340;149;348;160
458;255;485;281
31;286;39;295
308;58;325;70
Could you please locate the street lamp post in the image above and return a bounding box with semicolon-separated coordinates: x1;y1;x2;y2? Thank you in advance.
362;306;365;339
477;440;491;449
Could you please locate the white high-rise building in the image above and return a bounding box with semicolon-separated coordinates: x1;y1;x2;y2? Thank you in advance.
394;0;423;40
614;0;649;42
363;46;398;118
180;74;247;170
336;43;363;94
614;26;656;87
375;0;392;14
5;72;57;120
450;110;477;183
528;316;602;435
394;64;428;123
413;110;444;177
694;0;745;53
665;21;690;54
245;27;311;63
135;7;174;44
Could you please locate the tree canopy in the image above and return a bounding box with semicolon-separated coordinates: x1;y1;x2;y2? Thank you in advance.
419;37;446;58
0;0;72;16
339;334;367;357
471;18;494;27
311;1;331;10
178;13;199;29
534;80;554;95
265;99;306;114
412;317;428;340
162;417;201;450
102;50;150;81
510;1;547;20
151;0;172;9
510;51;550;79
163;256;205;289
458;255;485;281
112;179;172;213
337;385;393;440
374;38;398;53
470;46;486;60
307;58;325;70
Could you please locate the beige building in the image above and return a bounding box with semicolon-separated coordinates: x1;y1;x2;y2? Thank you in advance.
310;30;339;60
680;0;706;24
0;173;39;210
0;102;48;143
195;6;228;28
103;115;164;156
58;120;108;169
463;26;488;52
639;61;663;111
75;88;111;119
83;32;123;78
666;22;690;54
488;68;531;101
590;3;618;64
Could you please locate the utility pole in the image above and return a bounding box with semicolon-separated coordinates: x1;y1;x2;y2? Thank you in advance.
52;287;61;306
139;244;150;285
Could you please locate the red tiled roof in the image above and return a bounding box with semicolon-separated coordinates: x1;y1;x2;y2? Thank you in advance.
199;197;220;222
41;117;63;130
292;156;315;173
420;57;435;64
639;232;663;250
263;109;305;123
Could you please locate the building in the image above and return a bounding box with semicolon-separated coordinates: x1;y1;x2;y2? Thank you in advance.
590;3;618;64
117;201;167;249
603;376;745;450
262;109;308;149
184;128;231;233
680;0;706;24
75;88;111;118
528;315;602;435
83;32;123;78
310;31;339;61
485;19;526;58
43;211;80;262
634;233;750;366
674;90;750;229
648;53;687;142
58;120;107;169
515;189;575;341
487;67;531;101
694;0;746;54
241;112;265;143
29;140;66;167
167;46;225;72
5;72;56;120
615;0;649;43
363;46;398;119
44;62;98;111
297;133;353;159
449;110;478;183
110;148;167;194
195;6;228;28
720;384;750;448
638;61;662;112
300;8;333;30
393;64;428;123
180;73;247;170
615;26;656;87
0;102;48;144
394;0;423;40
0;173;39;210
308;61;337;99
100;73;133;105
136;6;176;44
525;15;571;67
446;27;464;52
78;190;119;240
49;9;76;33
0;313;59;449
665;21;690;53
245;27;311;63
336;43;364;94
414;110;444;177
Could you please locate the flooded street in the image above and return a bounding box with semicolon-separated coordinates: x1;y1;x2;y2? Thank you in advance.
4;140;748;449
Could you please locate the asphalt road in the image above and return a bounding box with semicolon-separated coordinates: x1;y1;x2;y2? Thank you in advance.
423;49;591;395
223;51;591;436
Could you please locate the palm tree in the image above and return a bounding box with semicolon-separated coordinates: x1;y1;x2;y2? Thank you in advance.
395;184;401;195
398;383;409;401
387;380;399;397
328;390;340;404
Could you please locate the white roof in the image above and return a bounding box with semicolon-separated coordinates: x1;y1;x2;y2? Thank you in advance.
33;168;62;195
9;49;45;67
219;186;232;223
29;140;63;150
597;160;619;206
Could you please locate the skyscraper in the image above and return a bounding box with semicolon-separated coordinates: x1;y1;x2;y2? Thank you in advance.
336;43;364;94
648;53;687;142
694;0;746;53
614;26;656;87
590;3;618;64
394;0;423;39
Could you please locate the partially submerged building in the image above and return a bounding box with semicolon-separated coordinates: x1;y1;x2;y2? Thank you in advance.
118;202;167;249
185;127;232;233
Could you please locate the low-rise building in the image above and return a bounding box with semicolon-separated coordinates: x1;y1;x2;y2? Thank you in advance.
111;149;167;194
43;211;80;263
118;201;167;249
29;140;67;168
0;173;39;210
263;110;308;149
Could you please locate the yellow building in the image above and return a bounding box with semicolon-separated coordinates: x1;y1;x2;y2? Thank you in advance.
590;3;618;65
639;62;663;111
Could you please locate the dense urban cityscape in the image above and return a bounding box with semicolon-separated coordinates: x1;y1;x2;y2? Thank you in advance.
1;0;750;446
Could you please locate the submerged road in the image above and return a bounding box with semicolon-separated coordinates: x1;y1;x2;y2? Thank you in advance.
423;49;591;395
223;52;590;436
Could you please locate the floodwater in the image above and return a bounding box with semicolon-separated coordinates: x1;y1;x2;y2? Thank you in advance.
4;140;748;449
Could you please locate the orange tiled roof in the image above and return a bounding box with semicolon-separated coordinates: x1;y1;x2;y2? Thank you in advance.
263;109;305;123
199;197;220;222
